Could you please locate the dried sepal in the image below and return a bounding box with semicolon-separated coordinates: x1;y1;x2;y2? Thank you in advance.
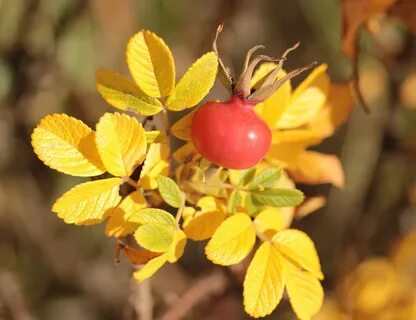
235;55;280;99
212;24;233;94
260;42;300;88
248;62;317;103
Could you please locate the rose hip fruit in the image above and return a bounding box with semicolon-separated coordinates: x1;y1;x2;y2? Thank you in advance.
191;96;271;169
190;25;315;169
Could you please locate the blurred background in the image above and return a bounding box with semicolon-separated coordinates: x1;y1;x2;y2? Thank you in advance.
0;0;415;319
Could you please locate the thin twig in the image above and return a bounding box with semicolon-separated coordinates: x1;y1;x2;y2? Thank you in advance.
352;29;371;114
160;271;228;320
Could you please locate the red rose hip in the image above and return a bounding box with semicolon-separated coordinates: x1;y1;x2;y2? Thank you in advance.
191;96;271;169
190;25;315;169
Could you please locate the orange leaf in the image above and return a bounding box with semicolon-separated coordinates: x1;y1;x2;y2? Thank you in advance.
288;151;345;188
123;246;161;265
308;83;354;138
342;0;396;57
295;196;326;219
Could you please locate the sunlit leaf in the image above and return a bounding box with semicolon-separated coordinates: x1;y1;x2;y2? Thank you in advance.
126;30;175;97
145;130;165;144
166;52;218;111
183;210;226;241
96;70;163;115
288;151;344;188
295;196;326;219
105;191;147;238
127;208;176;226
133;254;168;283
32;114;105;176
243;242;285;318
307;83;354;138
273;229;323;279
282;258;324;320
135;223;174;253
253;65;291;128
96;112;147;177
183;196;226;241
157;176;183;208
205;213;256;266
172;142;200;163
228;168;252;186
277;64;330;129
254;207;285;239
166;229;187;263
252;188;304;207
170;108;198;141
52;178;122;225
139;142;170;190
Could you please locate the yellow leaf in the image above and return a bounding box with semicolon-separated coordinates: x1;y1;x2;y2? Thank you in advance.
307;83;354;138
205;213;256;266
250;62;278;89
254;207;285;240
172;142;200;163
295;196;326;219
96;70;163;115
183;196;226;241
288;151;345;188
133;254;168;283
145;130;165;144
271;129;323;145
277;64;330;129
166;52;218;111
126;30;175;98
32;114;105;177
254;67;291;129
273;229;323;280
139;142;170;190
52;178;122;225
243;242;285;318
105;191;147;238
228;168;255;186
170;108;198;141
166;229;187;263
183;210;226;241
96;112;147;177
282;258;324;320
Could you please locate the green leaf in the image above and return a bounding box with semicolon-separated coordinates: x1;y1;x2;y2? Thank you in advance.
96;71;163;116
248;167;282;190
240;167;257;186
157;176;183;208
244;192;259;215
227;190;242;214
252;188;304;207
135;224;174;252
127;208;176;226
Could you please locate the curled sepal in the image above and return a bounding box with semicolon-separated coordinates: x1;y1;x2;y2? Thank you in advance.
260;42;300;88
212;24;233;94
235;55;280;99
248;62;317;103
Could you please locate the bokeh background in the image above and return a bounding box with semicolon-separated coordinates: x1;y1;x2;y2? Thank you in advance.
0;0;415;319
